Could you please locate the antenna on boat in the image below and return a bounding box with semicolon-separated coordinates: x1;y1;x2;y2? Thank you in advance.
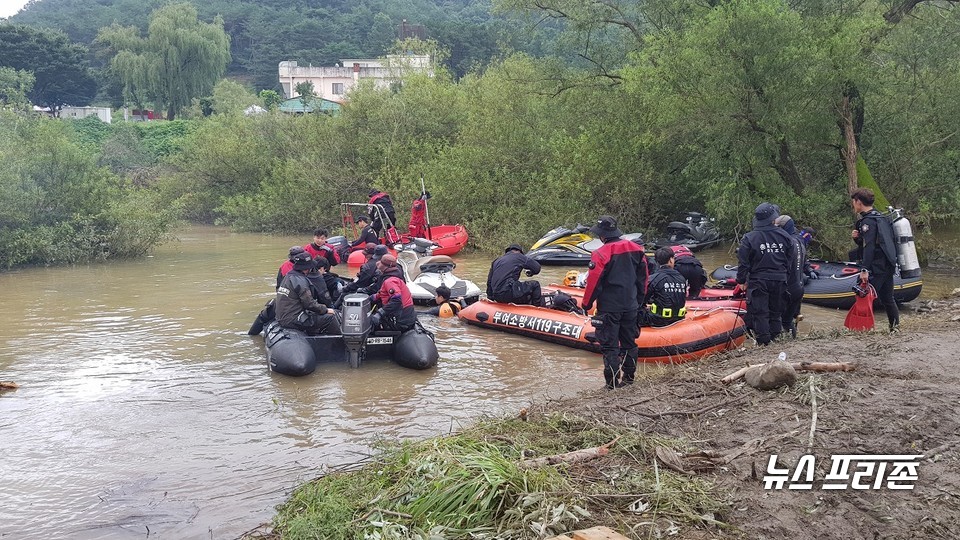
420;172;433;240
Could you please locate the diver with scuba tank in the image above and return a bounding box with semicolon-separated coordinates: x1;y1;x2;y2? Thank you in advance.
850;188;900;331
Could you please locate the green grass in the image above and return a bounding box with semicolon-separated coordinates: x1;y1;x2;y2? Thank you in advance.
265;413;728;540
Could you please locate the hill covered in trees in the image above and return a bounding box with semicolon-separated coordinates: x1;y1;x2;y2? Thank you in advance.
10;0;547;88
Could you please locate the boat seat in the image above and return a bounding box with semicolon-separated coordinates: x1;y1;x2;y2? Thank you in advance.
408;255;456;281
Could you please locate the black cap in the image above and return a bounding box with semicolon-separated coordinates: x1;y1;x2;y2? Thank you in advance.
355;214;370;224
372;245;389;260
753;202;780;228
590;215;623;239
504;243;524;254
288;245;306;260
369;189;380;197
291;252;314;271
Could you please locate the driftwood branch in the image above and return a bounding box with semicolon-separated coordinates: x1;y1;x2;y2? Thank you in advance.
922;439;960;461
634;394;749;419
522;436;621;468
721;362;856;384
0;381;19;390
807;376;819;453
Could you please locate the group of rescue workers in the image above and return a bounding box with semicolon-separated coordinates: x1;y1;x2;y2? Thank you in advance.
484;215;711;389
269;185;901;391
271;189;461;340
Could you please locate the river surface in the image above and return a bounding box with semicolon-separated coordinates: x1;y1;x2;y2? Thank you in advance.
0;225;956;539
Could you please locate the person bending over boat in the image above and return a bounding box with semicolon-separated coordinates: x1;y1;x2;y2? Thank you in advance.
276;251;340;335
370;255;418;332
850;188;899;331
582;215;648;390
639;247;688;327
305;255;342;306
337;243;380;304
367;188;397;236
669;245;707;298
349;215;380;250
304;227;340;268
735;203;794;346
425;284;462;318
486;244;544;306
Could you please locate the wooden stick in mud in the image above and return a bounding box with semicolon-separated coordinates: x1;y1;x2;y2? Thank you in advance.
807;376;818;453
720;362;856;384
522;436;621;468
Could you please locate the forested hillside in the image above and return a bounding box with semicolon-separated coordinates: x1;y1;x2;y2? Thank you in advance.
11;0;541;88
3;0;960;269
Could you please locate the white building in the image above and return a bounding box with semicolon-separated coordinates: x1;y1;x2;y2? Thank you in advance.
278;55;432;101
60;106;112;123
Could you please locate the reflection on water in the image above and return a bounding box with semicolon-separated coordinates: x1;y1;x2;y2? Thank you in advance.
0;226;954;538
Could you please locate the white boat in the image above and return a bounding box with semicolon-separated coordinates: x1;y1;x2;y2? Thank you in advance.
396;250;482;306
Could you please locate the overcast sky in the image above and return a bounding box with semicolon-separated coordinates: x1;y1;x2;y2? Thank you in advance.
0;0;30;18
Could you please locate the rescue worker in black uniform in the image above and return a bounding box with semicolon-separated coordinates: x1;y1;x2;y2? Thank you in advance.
338;243;380;303
486;244;544;306
851;188;899;331
669;245;708;298
305;255;340;305
275;252;340;335
367;189;397;235
349;215;380;250
639;247;688;327
582;216;648;389
735;202;795;346
774;214;815;338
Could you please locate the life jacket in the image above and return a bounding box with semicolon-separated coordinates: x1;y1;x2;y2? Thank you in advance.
368;191;389;206
437;300;461;318
562;270;581;287
304;242;340;266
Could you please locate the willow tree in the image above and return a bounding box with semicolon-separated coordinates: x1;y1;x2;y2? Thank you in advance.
97;3;231;120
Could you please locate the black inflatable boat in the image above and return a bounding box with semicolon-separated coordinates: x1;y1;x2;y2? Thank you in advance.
710;259;922;309
255;294;439;376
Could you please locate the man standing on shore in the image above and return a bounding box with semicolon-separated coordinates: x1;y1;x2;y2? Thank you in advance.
582;215;648;389
736;203;794;346
851;188;899;331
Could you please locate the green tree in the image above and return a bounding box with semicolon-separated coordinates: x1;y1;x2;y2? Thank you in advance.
96;3;231;120
295;81;315;110
0;67;35;110
259;89;282;110
0;25;97;110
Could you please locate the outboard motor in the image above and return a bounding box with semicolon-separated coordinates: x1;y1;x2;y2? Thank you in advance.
886;207;921;278
340;293;373;368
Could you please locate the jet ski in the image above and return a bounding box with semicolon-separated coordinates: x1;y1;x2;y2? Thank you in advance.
649;212;722;252
527;225;645;266
395;246;482;306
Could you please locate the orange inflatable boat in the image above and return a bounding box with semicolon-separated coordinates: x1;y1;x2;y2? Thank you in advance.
458;300;746;364
543;284;746;314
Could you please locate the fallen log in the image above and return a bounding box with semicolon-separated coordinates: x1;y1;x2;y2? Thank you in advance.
721;362;855;384
522;436;621;468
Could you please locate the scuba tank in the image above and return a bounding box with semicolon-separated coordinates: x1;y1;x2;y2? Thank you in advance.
886;207;921;278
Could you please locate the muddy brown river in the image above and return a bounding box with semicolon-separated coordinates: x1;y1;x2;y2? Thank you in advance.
1;225;956;539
